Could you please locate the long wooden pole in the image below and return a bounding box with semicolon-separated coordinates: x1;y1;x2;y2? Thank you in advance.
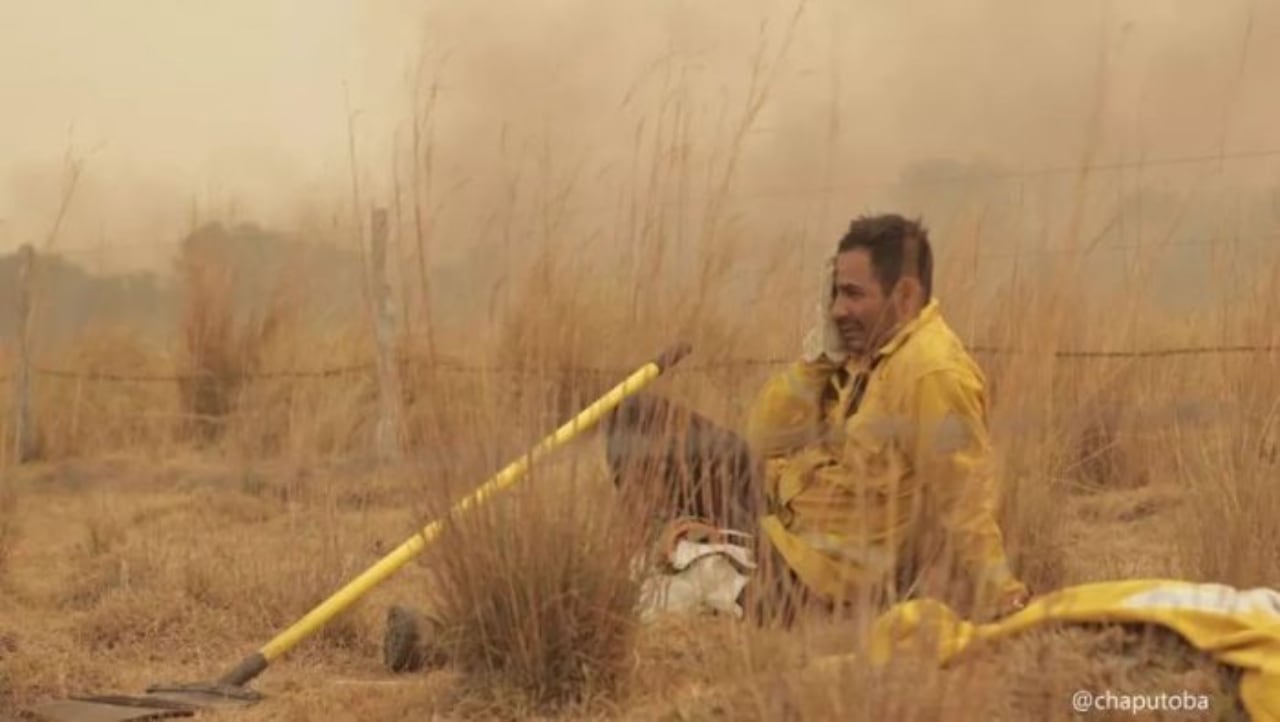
13;244;36;463
370;208;403;464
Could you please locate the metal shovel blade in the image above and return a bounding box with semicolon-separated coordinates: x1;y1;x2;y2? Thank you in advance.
24;697;194;722
25;683;261;722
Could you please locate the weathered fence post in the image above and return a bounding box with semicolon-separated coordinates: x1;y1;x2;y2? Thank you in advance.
370;208;404;464
12;244;36;463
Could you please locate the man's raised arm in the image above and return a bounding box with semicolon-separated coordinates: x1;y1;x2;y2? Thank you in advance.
745;359;840;458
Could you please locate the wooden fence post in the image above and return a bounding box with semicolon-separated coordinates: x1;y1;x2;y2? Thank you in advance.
12;244;36;463
370;208;404;464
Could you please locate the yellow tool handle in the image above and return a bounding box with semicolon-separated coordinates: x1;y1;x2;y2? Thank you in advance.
215;343;693;687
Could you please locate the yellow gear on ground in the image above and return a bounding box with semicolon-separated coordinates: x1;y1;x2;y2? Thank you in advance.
868;578;1280;722
746;298;1027;610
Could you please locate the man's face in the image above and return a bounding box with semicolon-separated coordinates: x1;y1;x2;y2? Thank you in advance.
831;248;900;357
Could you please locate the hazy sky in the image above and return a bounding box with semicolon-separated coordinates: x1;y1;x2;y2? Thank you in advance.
2;0;1278;273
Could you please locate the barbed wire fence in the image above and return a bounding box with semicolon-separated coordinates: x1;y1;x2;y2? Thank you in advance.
6;147;1280;462
3;340;1280;387
4;338;1278;469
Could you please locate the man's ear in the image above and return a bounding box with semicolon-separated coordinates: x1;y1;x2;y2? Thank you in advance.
892;275;924;314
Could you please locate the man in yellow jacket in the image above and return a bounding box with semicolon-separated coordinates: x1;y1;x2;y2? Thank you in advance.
379;215;1028;670
742;213;1030;625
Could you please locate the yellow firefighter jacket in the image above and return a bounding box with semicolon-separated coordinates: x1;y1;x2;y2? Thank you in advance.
869;578;1280;722
745;298;1027;610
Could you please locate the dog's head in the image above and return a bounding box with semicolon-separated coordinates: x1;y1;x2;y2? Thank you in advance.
602;393;762;531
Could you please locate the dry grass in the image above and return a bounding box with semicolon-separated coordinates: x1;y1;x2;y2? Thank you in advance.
175;223;291;448
31;326;179;460
2;11;1278;718
0;336;1273;720
3;248;1276;720
3;205;1277;721
425;438;647;716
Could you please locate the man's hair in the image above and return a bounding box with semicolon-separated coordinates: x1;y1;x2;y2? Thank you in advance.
837;213;933;300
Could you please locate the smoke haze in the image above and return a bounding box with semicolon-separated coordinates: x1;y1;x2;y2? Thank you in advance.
2;0;1277;304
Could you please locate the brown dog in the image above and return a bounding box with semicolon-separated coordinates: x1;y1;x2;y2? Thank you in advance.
600;392;763;534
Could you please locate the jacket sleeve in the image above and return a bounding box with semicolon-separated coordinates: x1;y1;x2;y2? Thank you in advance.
745;360;840;459
913;368;1028;608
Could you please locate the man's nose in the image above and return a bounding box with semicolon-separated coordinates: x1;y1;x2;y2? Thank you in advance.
830;297;851;319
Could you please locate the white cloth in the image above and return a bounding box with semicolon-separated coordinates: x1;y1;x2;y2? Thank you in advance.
800;256;848;365
635;532;757;622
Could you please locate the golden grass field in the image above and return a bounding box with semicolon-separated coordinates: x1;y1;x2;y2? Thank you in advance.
3;4;1280;717
1;231;1277;721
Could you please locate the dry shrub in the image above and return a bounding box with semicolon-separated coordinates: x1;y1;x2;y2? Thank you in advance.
428;436;647;715
176;223;289;447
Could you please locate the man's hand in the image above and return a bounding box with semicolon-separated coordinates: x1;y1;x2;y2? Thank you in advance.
995;584;1032;619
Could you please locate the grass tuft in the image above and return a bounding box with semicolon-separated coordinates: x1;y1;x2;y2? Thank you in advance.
427;436;648;715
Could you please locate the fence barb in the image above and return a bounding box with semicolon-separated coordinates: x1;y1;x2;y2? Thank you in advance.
3;342;1276;385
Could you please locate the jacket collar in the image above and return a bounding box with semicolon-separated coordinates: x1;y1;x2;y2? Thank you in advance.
847;298;942;371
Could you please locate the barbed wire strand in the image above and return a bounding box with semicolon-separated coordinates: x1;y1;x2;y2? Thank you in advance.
0;341;1274;386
